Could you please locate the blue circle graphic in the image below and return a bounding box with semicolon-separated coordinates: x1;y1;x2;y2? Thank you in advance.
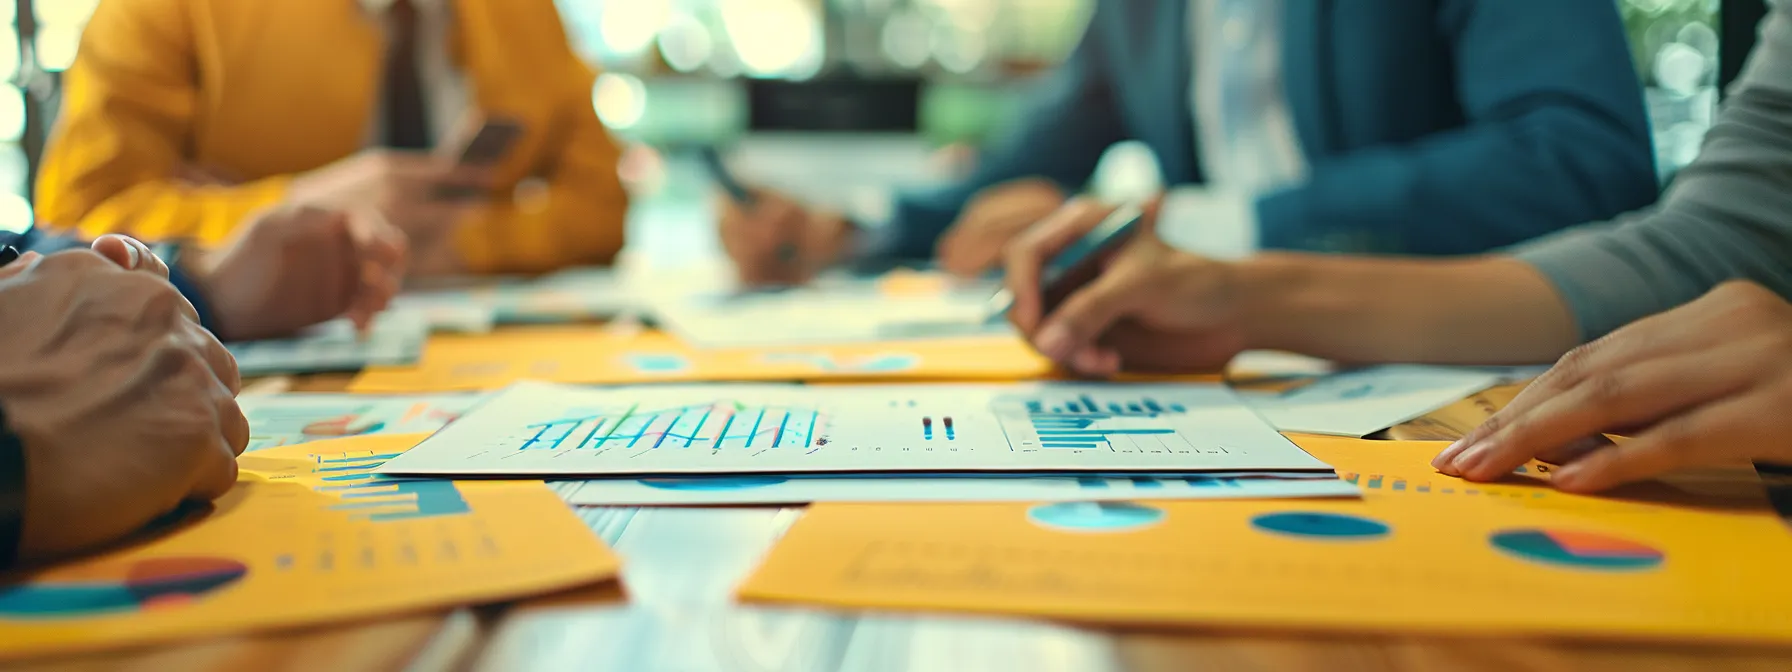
624;353;691;374
637;476;789;491
1252;512;1390;540
1027;502;1165;532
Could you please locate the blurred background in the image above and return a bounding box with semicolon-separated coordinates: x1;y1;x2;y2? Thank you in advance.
0;0;1735;239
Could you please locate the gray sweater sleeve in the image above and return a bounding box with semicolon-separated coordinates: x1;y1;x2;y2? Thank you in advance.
1513;3;1792;341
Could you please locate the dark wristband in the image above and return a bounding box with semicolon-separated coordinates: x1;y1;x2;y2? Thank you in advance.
0;403;25;569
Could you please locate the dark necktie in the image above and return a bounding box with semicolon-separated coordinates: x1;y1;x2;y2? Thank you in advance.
382;0;432;150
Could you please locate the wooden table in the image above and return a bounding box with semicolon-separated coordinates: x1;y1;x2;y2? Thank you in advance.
11;383;1792;672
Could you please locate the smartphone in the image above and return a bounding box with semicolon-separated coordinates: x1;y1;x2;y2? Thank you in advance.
432;119;523;200
698;146;756;205
984;203;1145;319
454;119;524;167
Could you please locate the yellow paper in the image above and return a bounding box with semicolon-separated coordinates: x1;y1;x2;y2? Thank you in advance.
350;327;1051;392
0;434;619;661
740;436;1792;644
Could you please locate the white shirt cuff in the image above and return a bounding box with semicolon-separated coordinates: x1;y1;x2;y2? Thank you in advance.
1155;186;1260;259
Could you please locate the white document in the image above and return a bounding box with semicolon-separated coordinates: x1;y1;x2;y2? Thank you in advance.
378;381;1331;477
652;284;1007;348
554;472;1356;506
226;311;429;376
394;267;640;330
238;393;488;451
1243;365;1502;437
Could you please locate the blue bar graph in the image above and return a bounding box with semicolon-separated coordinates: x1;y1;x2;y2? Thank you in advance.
521;403;822;452
1018;393;1191;451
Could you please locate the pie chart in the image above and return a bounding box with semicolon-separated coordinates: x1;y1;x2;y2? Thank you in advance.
0;557;248;619
1028;502;1166;532
1251;512;1390;540
1489;529;1664;571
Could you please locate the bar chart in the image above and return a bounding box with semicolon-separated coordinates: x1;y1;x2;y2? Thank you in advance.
999;393;1202;454
519;401;827;454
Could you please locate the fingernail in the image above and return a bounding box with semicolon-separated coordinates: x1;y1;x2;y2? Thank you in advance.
124;240;142;268
1431;439;1467;469
1552;463;1586;489
1036;325;1071;359
1451;441;1494;478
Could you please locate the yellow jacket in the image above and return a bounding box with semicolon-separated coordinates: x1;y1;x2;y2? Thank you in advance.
38;0;628;274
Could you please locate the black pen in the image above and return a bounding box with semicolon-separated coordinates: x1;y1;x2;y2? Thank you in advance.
0;245;20;268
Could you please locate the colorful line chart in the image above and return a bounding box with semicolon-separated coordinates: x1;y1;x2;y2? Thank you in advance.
378;382;1329;477
518;401;828;456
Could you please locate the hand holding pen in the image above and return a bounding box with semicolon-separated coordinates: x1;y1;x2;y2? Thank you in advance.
705;148;853;287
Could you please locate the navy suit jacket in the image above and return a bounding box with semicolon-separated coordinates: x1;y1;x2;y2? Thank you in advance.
883;0;1659;258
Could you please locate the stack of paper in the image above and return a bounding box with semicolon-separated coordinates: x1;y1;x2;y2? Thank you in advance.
0;435;619;661
375;381;1348;505
653;283;1005;348
227;311;429;376
738;436;1792;645
237;393;487;451
349;328;1049;392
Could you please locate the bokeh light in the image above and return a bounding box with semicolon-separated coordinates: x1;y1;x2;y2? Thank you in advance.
880;8;931;70
599;0;672;58
0;88;25;144
719;0;822;78
657;11;715;73
593;72;649;130
37;24;84;72
0;193;32;234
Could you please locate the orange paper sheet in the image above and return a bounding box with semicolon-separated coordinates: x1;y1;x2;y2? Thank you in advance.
0;434;619;661
350;327;1052;392
740;436;1792;644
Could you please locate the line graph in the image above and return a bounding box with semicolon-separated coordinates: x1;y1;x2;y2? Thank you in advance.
518;401;828;454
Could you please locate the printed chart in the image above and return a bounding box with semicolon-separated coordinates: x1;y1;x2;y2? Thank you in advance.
378;381;1330;477
239;394;486;451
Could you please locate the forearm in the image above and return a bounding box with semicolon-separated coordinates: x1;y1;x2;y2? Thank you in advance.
1233;253;1578;365
52;178;292;245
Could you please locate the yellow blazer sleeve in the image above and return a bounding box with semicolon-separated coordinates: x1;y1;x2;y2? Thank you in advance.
454;59;628;275
35;0;289;244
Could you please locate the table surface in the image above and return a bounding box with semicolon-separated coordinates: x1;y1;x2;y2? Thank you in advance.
10;380;1792;672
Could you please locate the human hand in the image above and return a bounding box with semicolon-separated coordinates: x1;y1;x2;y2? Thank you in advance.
288;150;490;247
935;178;1065;279
1003;198;1247;376
198;205;408;341
1433;281;1792;492
717;188;853;286
0;237;245;563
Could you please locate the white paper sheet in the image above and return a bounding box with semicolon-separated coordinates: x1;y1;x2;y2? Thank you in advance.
394;267;641;330
1242;365;1503;437
652;284;1007;348
378;381;1330;476
237;393;488;451
553;472;1356;506
226;311;429;376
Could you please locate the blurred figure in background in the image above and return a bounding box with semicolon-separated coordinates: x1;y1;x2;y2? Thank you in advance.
721;0;1658;285
36;0;628;276
1002;1;1792;495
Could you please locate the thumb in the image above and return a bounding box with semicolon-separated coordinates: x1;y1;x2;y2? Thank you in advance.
91;235;170;279
1031;265;1141;364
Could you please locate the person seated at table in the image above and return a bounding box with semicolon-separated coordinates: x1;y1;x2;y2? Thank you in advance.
0;235;248;569
36;0;628;276
1000;2;1792;496
718;0;1658;285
